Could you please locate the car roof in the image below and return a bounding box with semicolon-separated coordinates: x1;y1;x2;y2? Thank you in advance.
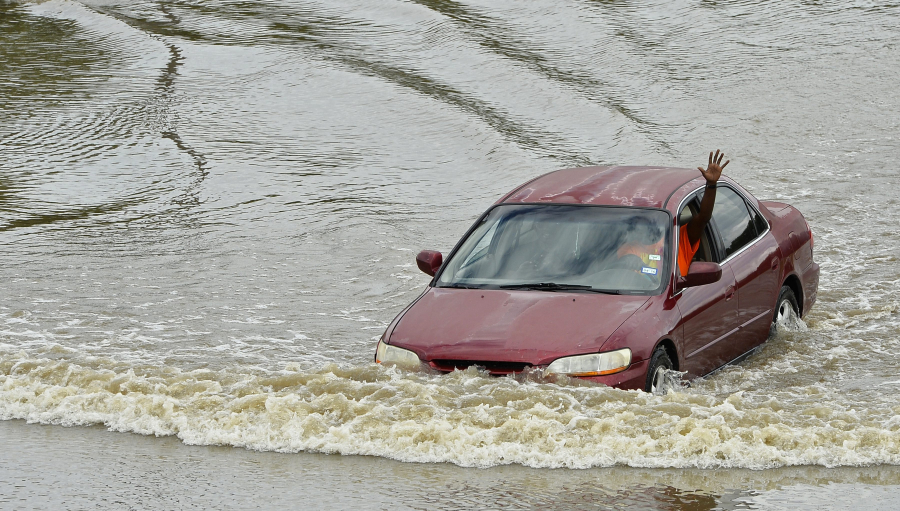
500;166;703;208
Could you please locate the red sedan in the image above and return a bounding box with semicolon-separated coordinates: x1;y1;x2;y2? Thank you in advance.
375;166;819;392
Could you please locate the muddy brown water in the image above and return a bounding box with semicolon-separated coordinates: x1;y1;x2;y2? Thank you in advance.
2;0;900;508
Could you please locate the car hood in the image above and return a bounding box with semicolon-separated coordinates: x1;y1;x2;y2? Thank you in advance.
389;287;650;366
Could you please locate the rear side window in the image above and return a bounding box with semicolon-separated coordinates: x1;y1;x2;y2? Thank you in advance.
751;206;768;236
712;187;757;258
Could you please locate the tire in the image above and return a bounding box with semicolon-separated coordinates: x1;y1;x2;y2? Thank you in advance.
645;346;674;394
771;285;800;334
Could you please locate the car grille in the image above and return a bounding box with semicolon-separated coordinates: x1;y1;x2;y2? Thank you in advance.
428;359;531;375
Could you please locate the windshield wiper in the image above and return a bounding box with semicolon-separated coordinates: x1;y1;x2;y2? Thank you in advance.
499;283;620;294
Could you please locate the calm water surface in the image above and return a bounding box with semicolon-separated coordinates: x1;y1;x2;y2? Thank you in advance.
2;0;900;508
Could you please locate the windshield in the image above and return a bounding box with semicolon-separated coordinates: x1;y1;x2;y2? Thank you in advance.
436;205;671;294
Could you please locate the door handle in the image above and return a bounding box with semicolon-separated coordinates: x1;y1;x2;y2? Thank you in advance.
770;258;779;271
725;285;735;301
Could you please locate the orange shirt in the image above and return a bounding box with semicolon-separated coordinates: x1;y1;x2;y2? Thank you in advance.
678;224;700;277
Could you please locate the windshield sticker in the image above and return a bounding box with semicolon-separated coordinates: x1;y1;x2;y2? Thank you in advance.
648;254;661;261
641;267;658;275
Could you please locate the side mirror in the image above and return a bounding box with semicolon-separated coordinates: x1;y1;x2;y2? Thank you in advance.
676;262;722;291
416;250;443;277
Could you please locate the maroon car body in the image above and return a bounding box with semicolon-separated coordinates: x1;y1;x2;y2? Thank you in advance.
377;166;819;390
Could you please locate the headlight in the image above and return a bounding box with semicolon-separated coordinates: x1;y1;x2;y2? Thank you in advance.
544;348;632;377
375;340;421;368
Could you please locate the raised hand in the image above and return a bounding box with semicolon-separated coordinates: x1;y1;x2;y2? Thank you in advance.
698;149;729;184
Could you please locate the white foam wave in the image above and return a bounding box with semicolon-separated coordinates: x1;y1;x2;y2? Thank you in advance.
2;351;900;470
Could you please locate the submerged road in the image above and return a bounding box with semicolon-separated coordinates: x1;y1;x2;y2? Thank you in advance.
2;0;900;508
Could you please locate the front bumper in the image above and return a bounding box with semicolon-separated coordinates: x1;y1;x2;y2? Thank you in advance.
426;358;650;391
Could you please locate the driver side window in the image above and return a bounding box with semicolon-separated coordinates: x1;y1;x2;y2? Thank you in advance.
678;198;718;274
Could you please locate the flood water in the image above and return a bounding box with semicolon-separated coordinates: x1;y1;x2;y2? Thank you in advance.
2;0;900;508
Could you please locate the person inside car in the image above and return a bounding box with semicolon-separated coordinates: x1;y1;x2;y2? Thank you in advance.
612;149;729;278
613;216;666;276
679;150;728;276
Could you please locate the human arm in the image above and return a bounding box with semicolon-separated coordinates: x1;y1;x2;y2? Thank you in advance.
685;150;729;246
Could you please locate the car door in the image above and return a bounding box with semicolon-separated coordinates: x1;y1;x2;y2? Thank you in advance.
675;197;740;378
714;188;781;352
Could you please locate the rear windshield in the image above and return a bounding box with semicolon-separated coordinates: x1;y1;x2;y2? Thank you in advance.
436;205;672;294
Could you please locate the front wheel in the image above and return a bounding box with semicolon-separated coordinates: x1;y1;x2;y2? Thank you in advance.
645;346;674;394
